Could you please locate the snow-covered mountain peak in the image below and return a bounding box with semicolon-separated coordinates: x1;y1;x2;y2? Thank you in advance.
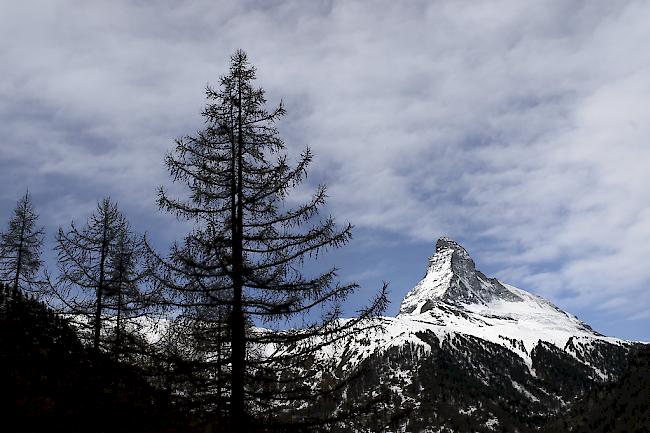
294;238;633;428
399;237;522;315
393;237;609;355
295;240;637;433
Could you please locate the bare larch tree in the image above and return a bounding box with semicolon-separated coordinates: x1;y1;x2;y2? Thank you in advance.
103;222;152;361
0;190;44;300
54;197;127;352
151;50;388;431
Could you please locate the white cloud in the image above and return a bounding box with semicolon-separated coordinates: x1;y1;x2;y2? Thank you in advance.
1;0;649;334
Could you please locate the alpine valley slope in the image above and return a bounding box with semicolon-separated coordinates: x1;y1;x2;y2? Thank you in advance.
312;238;639;432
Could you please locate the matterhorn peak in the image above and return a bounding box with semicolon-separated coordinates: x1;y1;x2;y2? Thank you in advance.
435;236;472;259
433;237;476;278
399;237;521;315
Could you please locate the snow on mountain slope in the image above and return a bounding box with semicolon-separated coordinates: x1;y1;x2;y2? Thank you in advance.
334;237;628;375
277;238;638;431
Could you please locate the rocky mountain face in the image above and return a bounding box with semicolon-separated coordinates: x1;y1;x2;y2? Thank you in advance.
314;238;640;432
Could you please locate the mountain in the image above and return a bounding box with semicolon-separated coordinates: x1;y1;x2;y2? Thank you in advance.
307;238;640;432
394;237;612;370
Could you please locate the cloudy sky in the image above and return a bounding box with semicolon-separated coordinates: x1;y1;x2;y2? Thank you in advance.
1;0;649;340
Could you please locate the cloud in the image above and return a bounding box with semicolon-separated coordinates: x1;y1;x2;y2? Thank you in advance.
1;0;649;337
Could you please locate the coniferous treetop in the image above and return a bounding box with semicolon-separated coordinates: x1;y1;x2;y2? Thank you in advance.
0;190;45;297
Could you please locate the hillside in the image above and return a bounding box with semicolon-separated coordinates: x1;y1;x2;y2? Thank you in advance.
0;285;193;433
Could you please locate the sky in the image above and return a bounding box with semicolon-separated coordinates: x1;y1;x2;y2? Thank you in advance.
1;0;649;341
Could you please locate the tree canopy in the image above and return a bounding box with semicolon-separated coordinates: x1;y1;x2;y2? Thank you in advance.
151;49;388;431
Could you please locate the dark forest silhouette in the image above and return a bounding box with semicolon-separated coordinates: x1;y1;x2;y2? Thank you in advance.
1;51;388;432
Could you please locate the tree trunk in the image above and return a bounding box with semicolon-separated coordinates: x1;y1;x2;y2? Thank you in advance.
229;70;247;430
115;279;123;361
12;214;26;300
94;215;109;352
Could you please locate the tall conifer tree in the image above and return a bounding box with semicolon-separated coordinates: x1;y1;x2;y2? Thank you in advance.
55;197;127;351
0;190;44;300
152;50;388;431
104;222;151;360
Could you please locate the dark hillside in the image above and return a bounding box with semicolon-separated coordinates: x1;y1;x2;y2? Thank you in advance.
543;343;650;433
0;284;194;433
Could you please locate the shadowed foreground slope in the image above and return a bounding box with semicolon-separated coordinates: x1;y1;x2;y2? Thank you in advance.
0;285;196;433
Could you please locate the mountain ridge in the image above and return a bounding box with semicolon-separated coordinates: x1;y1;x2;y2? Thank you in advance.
392;237;612;362
302;237;641;431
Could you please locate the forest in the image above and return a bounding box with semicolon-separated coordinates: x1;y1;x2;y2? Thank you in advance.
0;51;388;433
